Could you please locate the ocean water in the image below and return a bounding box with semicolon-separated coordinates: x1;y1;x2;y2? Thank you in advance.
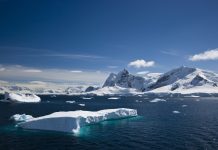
1;95;218;149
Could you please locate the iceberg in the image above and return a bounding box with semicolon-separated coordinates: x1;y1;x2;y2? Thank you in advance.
66;100;76;104
150;98;166;103
82;97;92;100
172;110;180;114
17;108;137;133
10;114;34;122
4;92;41;103
78;103;85;106
107;97;120;100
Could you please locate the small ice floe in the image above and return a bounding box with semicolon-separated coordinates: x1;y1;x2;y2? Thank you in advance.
184;95;200;98
17;108;137;134
172;111;180;114
181;105;187;107
135;100;142;103
195;99;200;102
137;95;143;97
66;101;76;104
82;97;92;100
108;97;120;100
78;103;85;107
10;114;34;122
150;98;166;103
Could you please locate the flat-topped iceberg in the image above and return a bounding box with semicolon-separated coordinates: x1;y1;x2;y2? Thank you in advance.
4;92;41;103
17;108;137;133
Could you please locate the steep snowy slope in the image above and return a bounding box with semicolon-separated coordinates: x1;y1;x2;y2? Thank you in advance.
148;66;218;93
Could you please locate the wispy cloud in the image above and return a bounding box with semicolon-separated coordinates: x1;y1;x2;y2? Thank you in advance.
0;46;105;60
70;70;83;73
128;59;155;68
189;48;218;61
0;68;5;71
136;71;149;75
23;69;42;73
107;66;118;69
0;64;107;84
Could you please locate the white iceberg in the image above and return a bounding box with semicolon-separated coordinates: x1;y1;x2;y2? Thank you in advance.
82;97;92;100
17;108;137;133
107;97;120;100
66;101;76;104
150;98;166;103
78;103;85;106
10;114;34;122
4;92;41;103
172;110;180;114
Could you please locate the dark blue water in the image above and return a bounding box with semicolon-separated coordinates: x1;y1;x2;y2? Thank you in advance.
1;95;218;150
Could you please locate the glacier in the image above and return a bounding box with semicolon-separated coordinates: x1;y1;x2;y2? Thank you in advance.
4;92;41;103
17;108;138;133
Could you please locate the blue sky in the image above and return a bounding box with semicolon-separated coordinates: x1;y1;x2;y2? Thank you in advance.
1;0;218;83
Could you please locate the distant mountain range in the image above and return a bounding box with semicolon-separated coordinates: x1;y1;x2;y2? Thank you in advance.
1;66;218;95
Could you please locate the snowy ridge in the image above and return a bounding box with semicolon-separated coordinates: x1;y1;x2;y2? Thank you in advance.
17;108;138;133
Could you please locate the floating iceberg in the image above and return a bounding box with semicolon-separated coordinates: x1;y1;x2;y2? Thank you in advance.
107;97;120;100
4;92;41;103
172;110;180;114
82;97;92;100
10;114;34;122
150;98;166;103
66;101;76;104
78;103;85;106
17;108;137;133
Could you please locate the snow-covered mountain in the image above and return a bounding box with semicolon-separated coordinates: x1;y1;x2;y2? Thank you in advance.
92;66;218;95
103;69;147;91
148;66;218;93
1;66;218;95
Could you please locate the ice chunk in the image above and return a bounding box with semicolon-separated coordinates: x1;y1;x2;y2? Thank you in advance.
82;97;92;100
66;101;76;104
150;98;166;103
17;108;137;133
78;103;85;106
182;105;187;107
10;114;34;122
107;97;120;100
4;92;41;103
172;110;180;114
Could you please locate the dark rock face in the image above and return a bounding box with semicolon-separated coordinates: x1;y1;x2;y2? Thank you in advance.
191;75;208;86
102;69;146;91
85;86;99;92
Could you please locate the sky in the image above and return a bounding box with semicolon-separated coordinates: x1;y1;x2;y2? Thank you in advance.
1;0;218;84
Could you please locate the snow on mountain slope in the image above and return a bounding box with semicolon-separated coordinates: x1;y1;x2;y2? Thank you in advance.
148;66;218;93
